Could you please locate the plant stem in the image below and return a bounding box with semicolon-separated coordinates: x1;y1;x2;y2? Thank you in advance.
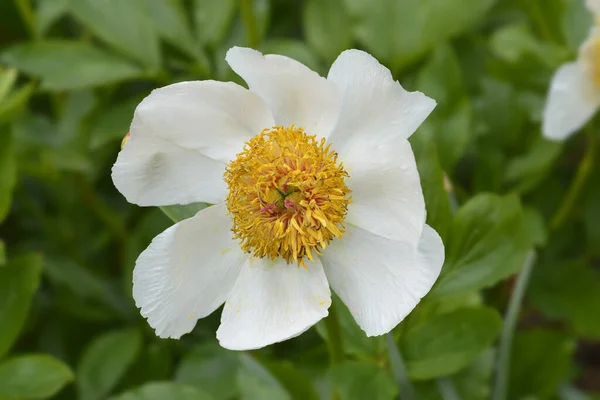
13;0;36;38
550;131;596;231
324;301;344;365
240;0;259;48
492;251;537;400
436;378;461;400
386;333;417;400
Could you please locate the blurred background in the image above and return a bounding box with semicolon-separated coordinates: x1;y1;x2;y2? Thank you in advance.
0;0;599;399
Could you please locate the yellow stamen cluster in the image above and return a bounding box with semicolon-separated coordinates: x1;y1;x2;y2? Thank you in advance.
224;125;351;267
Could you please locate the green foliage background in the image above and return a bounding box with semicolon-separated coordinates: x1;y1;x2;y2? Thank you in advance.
0;0;599;399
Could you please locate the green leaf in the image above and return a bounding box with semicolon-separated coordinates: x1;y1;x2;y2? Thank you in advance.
329;362;397;400
509;329;575;399
0;132;16;222
77;328;143;400
194;0;237;48
416;43;463;111
401;307;502;380
1;40;142;90
564;0;593;52
175;343;240;400
263;361;320;400
260;40;321;72
585;177;600;257
431;194;532;298
489;23;568;69
530;261;600;339
0;82;35;124
237;355;290;400
160;202;209;223
303;0;353;63
345;0;495;69
316;297;380;359
68;0;161;69
0;240;5;266
145;0;208;67
89;97;140;150
109;382;215;400
0;68;18;103
35;0;69;36
505;137;563;193
0;354;74;399
413;142;453;241
0;254;43;358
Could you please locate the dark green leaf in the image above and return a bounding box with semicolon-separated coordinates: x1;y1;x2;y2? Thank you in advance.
0;254;43;358
160;202;209;223
531;261;600;339
260;40;321;72
175;343;240;400
0;240;5;266
68;0;161;68
329;362;397;400
431;194;532;298
505;137;563;193
109;382;215;400
0;132;17;222
345;0;495;68
1;41;142;90
89;97;141;150
35;0;69;36
237;354;290;400
0;354;74;399
77;329;143;400
263;361;320;400
194;0;237;48
509;329;575;399
413;141;453;241
145;0;208;67
416;43;463;110
401;307;502;380
316;297;380;359
0;82;35;124
303;0;353;63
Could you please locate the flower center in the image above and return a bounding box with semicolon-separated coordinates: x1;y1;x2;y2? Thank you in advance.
224;125;351;267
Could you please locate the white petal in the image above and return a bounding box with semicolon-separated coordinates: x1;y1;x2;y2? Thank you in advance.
225;47;340;138
112;134;228;206
217;257;331;350
112;80;275;206
132;80;274;162
542;62;600;141
587;0;600;14
343;138;425;247
133;204;247;339
321;224;444;337
326;49;436;149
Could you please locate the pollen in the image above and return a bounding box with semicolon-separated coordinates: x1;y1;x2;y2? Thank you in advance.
224;125;351;267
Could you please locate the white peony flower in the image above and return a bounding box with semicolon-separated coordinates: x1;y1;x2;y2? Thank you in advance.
112;47;445;351
543;1;600;140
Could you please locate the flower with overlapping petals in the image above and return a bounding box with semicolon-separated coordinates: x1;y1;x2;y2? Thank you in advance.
543;0;600;140
112;47;445;350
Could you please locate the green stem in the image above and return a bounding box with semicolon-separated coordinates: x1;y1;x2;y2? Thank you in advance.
550;131;596;231
386;333;417;400
13;0;36;38
240;0;259;48
492;251;537;400
324;302;344;365
436;378;461;400
528;0;554;42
